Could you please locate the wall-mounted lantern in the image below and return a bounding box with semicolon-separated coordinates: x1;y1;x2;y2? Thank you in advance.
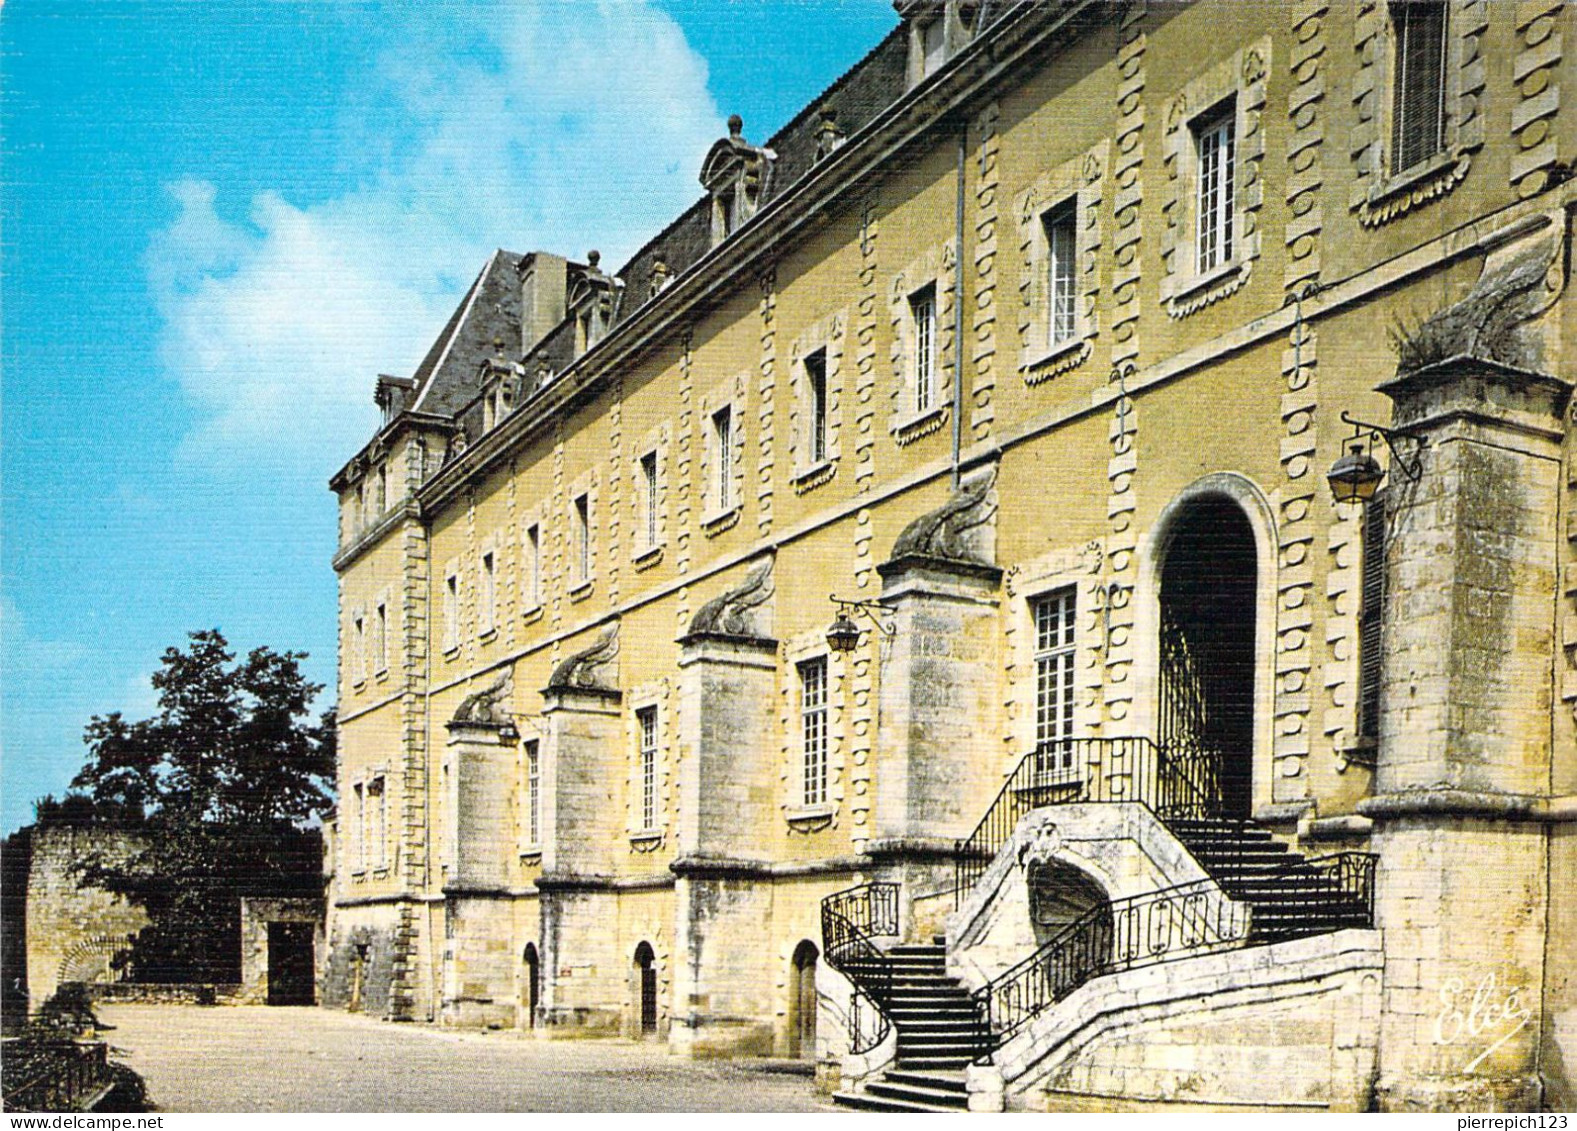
1327;410;1425;505
825;597;896;653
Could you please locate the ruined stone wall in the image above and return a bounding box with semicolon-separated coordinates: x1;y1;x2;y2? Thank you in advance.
23;828;148;1011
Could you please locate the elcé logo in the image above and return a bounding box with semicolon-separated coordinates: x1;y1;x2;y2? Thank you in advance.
1432;970;1534;1073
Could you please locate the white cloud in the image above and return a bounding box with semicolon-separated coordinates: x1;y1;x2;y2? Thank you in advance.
147;1;723;471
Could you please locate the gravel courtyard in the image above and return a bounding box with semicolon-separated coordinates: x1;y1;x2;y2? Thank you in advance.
97;1004;836;1112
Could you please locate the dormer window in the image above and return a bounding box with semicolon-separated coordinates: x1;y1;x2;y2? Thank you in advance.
374;374;415;428
567;251;619;357
480;361;518;433
920;16;946;77
814;107;846;162
699;115;775;248
897;0;972;87
649;259;673;300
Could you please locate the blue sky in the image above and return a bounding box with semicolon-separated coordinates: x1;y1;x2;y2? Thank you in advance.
1;0;897;834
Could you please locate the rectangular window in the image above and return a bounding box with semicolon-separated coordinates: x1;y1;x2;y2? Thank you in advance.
799;657;829;807
712;407;734;510
480;550;496;635
352;782;366;873
443;572;459;652
351;614;367;685
911;286;937;413
1357;491;1388;741
1195;108;1236;275
1045;202;1078;346
524;739;541;847
1391;0;1448;173
1033;588;1078;779
367;776;386;871
640;452;660;549
574;494;591;582
377;464;388;515
718;190;736;237
805;349;828;464
524;523;541;610
637;706;658;831
374;602;388;675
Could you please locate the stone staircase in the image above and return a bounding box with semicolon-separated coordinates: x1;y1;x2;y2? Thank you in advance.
832;943;985;1112
1167;818;1374;941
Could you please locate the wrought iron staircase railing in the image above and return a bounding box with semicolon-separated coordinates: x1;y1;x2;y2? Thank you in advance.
970;850;1379;1057
953;736;1220;903
973;875;1250;1048
820;882;900;1055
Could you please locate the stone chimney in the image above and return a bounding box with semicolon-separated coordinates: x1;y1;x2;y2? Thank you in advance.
517;252;569;355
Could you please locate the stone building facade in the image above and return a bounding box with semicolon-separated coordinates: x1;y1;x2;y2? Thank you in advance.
327;0;1575;1111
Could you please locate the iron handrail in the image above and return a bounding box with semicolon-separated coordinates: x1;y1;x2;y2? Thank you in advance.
953;736;1221;904
1258;851;1379;923
0;1037;111;1112
971;875;1252;1053
819;882;899;1055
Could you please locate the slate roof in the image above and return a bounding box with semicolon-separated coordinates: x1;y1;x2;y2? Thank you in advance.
407;249;524;420
396;18;913;444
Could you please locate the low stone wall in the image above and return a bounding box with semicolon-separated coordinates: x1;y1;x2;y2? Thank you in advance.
84;982;242;1006
979;929;1385;1112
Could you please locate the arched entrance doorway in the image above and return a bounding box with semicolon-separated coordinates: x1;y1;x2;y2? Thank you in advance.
633;942;658;1036
522;943;540;1029
787;940;819;1058
1157;495;1259;819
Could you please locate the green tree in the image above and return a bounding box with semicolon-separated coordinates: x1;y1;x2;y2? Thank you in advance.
73;629;334;825
60;630;334;984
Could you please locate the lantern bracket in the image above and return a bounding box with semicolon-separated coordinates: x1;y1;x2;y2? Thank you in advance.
1339;411;1425;482
832;589;895;643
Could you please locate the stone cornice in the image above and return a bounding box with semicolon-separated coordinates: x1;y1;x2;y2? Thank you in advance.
328;412;455;492
1358;789;1577;824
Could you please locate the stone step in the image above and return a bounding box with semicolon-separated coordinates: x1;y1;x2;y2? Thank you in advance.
884;1069;968;1094
865;1079;971;1109
894;1054;978;1070
896;1039;988;1057
832;1090;957;1113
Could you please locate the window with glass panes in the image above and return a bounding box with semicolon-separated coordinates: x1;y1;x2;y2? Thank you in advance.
911;286;937;412
1194;107;1236;275
1045;202;1077;346
525;523;541;609
1390;0;1448;173
799;657;829;806
367;776;386;870
524;739;540;846
637;706;658;830
1033;588;1077;776
712;407;733;509
574;494;591;581
805;349;828;464
480;550;496;634
641;452;659;549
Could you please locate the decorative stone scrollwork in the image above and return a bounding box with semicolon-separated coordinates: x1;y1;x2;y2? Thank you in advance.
1016;813;1064;868
451;668;514;728
685;555;775;642
1394;214;1567;376
889;462;999;569
547;622;620;694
